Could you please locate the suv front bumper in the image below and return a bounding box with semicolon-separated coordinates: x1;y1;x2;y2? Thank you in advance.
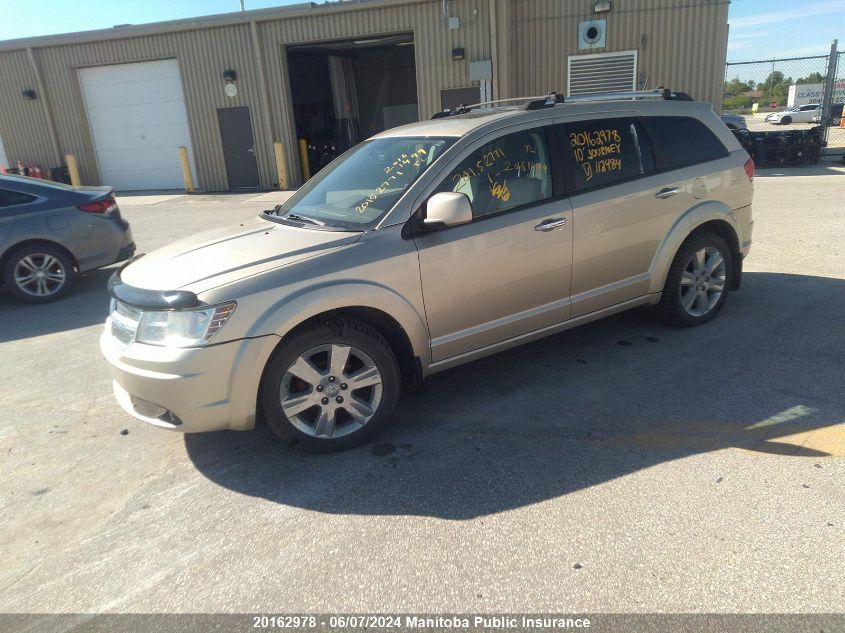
100;325;279;433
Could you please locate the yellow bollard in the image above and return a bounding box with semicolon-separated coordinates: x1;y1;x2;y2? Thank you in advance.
65;154;81;187
178;146;195;193
298;138;311;182
274;141;289;190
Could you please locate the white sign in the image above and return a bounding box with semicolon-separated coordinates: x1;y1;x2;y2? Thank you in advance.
788;81;845;107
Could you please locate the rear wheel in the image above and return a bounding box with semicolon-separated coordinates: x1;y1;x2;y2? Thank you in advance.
2;244;78;303
261;317;401;452
657;232;733;327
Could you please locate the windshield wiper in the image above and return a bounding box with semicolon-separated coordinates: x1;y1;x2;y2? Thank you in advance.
283;212;326;227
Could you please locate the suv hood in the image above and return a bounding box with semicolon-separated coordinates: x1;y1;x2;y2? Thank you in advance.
120;215;362;293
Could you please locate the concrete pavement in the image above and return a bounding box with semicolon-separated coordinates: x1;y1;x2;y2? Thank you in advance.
0;166;843;614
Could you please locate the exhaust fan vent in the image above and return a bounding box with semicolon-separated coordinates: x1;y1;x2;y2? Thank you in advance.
578;19;606;49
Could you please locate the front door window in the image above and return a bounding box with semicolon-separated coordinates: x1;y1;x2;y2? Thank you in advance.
432;128;554;218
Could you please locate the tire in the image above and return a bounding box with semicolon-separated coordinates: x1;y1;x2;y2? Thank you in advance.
781;116;792;125
261;317;401;452
2;243;78;304
657;232;733;327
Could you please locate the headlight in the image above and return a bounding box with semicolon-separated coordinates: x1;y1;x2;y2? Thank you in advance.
109;301;236;347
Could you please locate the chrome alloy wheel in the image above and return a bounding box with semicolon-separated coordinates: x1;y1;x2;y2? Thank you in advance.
13;254;67;297
679;246;727;317
279;344;384;439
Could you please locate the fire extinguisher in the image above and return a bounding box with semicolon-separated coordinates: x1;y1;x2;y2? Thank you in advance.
29;162;43;178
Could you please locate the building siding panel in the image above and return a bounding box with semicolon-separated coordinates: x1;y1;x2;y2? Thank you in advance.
0;0;728;190
511;0;728;108
0;49;57;172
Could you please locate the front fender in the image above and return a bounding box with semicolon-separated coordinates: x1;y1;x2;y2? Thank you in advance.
248;281;432;367
647;200;739;295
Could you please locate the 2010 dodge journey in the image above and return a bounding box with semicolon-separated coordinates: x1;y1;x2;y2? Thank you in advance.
101;89;754;451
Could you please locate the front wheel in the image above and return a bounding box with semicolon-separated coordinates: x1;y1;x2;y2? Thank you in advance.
781;116;792;125
261;317;401;452
657;232;733;327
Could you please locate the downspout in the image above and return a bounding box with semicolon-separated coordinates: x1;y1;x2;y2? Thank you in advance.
25;47;62;166
249;21;279;187
489;0;498;101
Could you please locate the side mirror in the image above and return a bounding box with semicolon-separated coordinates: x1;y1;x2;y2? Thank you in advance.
423;192;473;228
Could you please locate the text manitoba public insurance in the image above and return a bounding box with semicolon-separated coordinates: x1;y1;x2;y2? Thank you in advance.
405;616;591;628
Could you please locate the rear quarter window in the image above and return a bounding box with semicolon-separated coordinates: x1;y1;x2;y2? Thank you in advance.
642;116;729;171
0;188;37;207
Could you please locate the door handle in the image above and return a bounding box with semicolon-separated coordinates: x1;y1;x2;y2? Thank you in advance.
246;146;256;154
534;218;567;232
655;187;680;199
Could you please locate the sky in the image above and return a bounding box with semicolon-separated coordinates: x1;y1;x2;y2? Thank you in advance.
727;0;842;61
0;0;840;62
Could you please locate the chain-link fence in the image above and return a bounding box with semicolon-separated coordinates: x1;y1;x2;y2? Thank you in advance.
723;49;843;155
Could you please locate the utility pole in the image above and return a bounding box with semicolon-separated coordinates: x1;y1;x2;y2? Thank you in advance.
820;39;838;127
240;0;245;12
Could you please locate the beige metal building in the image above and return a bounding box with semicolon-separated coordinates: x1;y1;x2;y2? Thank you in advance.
0;0;729;192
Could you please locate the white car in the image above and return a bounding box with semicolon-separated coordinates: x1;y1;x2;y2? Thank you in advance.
765;104;820;125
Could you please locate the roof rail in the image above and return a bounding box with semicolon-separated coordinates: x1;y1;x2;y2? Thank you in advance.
431;95;551;119
431;87;694;118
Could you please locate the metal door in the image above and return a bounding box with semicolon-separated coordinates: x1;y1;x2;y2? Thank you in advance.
217;106;260;189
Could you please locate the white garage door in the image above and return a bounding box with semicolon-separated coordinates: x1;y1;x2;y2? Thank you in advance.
79;59;197;191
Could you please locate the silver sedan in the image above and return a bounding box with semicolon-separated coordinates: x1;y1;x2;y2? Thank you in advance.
0;174;135;303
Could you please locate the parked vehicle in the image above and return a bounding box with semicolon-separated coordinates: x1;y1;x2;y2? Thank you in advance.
765;104;819;125
720;113;747;130
0;175;135;303
101;89;754;452
813;103;844;126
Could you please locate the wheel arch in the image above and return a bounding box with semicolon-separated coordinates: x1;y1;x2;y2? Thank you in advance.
648;202;742;295
250;282;430;381
280;306;421;382
253;302;426;429
0;238;80;282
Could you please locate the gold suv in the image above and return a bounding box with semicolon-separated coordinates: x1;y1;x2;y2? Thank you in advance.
101;89;754;451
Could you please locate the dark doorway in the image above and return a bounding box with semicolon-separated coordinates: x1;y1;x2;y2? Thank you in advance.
217;106;260;189
440;86;481;112
287;33;418;175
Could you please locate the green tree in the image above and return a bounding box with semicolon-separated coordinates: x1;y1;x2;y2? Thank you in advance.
796;72;824;85
759;71;792;106
724;94;752;110
723;76;755;95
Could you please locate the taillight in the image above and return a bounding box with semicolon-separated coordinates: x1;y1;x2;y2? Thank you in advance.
78;196;116;214
744;158;755;183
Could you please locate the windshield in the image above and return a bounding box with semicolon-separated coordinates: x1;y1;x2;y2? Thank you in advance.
269;136;455;230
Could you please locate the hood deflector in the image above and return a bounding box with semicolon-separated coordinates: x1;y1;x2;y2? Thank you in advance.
108;255;201;310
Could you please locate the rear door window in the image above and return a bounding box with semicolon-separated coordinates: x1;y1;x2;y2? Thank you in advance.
558;118;655;193
641;116;729;171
